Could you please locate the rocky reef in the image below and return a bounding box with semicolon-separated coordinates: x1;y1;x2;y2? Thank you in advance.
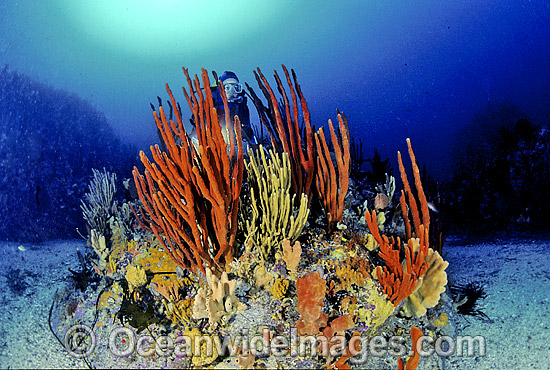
51;66;456;369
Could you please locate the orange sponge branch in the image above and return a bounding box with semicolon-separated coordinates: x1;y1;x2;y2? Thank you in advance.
315;113;351;233
132;68;243;273
365;139;430;306
398;138;430;239
253;65;315;204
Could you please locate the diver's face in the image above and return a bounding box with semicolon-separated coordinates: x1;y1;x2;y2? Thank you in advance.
223;78;242;101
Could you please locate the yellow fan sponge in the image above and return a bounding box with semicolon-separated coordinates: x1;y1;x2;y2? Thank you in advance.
401;248;449;317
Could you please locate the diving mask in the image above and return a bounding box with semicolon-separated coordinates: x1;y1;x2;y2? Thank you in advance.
224;82;243;95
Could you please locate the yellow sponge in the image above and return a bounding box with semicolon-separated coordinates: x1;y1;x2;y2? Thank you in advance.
401;249;449;317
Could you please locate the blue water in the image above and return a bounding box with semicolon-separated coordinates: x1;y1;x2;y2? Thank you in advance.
1;1;549;177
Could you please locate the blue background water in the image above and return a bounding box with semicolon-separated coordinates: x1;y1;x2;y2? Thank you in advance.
2;0;548;177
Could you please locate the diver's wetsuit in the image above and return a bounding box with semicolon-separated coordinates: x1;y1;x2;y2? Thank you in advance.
210;86;254;144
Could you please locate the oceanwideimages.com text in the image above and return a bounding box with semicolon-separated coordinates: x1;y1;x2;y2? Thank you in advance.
64;325;486;363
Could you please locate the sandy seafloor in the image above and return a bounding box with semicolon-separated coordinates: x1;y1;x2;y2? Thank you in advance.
0;234;549;369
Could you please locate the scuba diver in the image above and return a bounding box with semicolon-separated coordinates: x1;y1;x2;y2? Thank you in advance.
151;70;255;150
215;71;254;143
188;70;255;148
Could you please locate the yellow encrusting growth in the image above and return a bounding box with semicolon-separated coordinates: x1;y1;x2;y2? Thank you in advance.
180;328;220;366
335;264;366;290
125;265;147;293
271;278;290;299
356;277;395;334
433;312;449;327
